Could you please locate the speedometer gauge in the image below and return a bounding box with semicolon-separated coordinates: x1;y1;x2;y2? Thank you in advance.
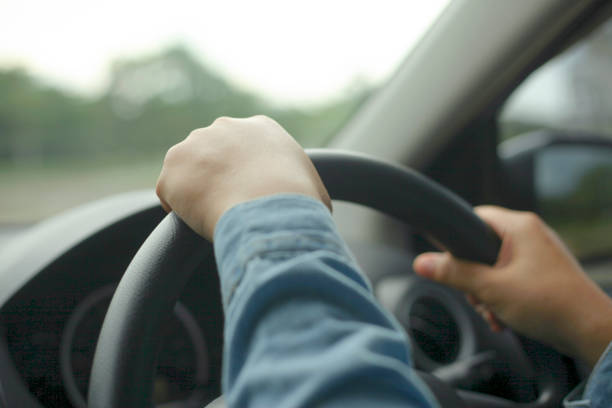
60;285;210;407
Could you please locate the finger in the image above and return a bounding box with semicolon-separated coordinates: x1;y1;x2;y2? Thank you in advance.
474;302;488;316
473;205;516;239
466;293;481;307
483;309;505;332
475;205;540;240
413;252;492;294
155;177;172;213
468;298;505;332
159;198;172;213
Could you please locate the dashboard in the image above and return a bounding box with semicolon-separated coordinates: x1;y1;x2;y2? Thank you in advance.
0;192;223;407
0;191;583;407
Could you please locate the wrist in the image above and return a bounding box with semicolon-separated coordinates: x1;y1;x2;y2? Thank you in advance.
568;288;612;368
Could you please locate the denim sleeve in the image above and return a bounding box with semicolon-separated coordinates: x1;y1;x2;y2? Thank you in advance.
564;341;612;407
213;194;438;408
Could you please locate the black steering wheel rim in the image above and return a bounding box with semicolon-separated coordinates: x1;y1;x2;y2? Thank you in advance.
88;149;518;407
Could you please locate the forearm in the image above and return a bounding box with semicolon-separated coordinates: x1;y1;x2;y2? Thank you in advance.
213;195;437;408
562;283;612;368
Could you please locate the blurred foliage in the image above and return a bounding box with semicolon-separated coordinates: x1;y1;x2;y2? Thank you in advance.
0;45;371;167
541;163;612;260
548;165;612;218
0;45;371;222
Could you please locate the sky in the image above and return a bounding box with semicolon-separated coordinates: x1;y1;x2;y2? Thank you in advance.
0;0;449;104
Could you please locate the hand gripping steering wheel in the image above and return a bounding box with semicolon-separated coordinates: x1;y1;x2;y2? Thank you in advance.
87;150;560;408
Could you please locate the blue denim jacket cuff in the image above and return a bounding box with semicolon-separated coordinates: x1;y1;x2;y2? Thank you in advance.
564;340;612;407
213;193;362;309
564;383;589;407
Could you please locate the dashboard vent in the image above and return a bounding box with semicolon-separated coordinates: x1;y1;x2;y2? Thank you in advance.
408;296;460;365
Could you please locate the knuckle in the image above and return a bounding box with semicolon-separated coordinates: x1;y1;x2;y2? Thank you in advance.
251;115;277;128
252;114;271;122
187;127;208;140
520;211;543;230
155;178;165;197
213;116;232;125
163;142;184;164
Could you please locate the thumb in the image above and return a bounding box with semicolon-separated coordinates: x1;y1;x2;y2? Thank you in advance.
413;252;491;294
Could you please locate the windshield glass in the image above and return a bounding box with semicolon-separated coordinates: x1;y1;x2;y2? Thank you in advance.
1;0;449;224
500;19;612;141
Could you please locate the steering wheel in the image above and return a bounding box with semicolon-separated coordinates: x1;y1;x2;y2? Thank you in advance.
87;150;562;408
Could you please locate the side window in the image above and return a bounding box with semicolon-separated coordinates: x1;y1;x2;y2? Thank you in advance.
499;19;612;263
500;19;612;142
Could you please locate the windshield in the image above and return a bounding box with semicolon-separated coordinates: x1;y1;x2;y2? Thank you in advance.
500;19;612;141
1;0;449;224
